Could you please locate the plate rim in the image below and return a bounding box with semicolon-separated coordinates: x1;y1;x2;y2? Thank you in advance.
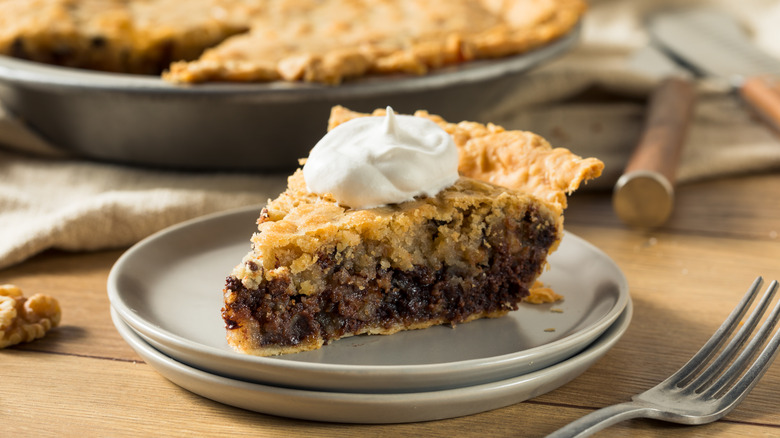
111;298;633;423
107;204;629;379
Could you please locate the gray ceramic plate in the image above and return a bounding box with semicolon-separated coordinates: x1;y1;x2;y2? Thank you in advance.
112;300;632;423
0;25;580;171
107;205;629;393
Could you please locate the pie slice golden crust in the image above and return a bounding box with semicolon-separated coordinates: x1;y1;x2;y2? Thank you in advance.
221;106;603;356
328;105;604;209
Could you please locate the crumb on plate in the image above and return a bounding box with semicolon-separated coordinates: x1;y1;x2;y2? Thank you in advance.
524;280;564;304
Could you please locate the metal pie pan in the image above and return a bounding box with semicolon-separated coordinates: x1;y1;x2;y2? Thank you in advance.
0;25;580;171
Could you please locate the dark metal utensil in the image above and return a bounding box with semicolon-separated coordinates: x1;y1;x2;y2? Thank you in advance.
548;277;780;438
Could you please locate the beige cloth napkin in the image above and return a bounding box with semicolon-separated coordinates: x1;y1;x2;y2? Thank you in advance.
0;148;288;269
1;0;779;270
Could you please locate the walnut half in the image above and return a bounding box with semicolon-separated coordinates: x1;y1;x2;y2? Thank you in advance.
0;284;61;349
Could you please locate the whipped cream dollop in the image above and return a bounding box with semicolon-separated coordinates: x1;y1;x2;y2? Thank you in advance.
303;107;459;209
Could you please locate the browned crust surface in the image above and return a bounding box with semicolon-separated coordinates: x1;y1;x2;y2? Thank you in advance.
0;0;586;84
0;0;250;74
165;0;587;84
328;106;604;209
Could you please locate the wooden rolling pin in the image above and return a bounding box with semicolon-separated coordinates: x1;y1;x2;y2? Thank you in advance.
612;77;697;228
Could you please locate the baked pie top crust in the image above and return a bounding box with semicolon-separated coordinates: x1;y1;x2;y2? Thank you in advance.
327;105;603;209
166;0;587;84
229;105;603;295
0;0;586;84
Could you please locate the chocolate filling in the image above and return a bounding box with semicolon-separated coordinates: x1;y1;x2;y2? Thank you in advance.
223;206;557;349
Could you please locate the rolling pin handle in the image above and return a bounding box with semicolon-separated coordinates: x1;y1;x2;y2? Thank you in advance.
613;77;697;228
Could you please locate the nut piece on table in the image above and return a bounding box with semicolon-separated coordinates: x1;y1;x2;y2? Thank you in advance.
0;284;62;349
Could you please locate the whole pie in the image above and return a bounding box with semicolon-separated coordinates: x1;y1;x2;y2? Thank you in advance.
0;0;586;84
222;106;603;356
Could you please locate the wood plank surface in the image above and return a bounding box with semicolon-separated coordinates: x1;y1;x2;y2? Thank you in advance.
2;172;780;437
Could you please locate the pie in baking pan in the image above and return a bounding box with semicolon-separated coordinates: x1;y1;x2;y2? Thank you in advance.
0;0;586;84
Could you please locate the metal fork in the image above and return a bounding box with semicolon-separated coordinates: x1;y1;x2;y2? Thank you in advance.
548;277;780;437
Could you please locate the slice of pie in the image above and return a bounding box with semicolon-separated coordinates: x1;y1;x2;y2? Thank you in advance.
222;106;603;356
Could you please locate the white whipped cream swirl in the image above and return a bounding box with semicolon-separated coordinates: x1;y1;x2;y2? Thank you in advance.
303;107;459;209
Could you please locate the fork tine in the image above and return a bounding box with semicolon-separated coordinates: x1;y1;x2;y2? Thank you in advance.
668;277;764;387
547;278;780;436
688;279;779;393
717;303;780;407
703;280;780;399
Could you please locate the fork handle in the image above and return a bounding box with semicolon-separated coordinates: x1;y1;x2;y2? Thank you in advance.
546;401;656;438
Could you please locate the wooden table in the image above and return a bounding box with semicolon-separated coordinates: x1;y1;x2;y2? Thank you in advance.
3;172;779;437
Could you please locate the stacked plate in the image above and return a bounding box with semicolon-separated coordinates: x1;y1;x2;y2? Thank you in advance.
107;206;632;424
